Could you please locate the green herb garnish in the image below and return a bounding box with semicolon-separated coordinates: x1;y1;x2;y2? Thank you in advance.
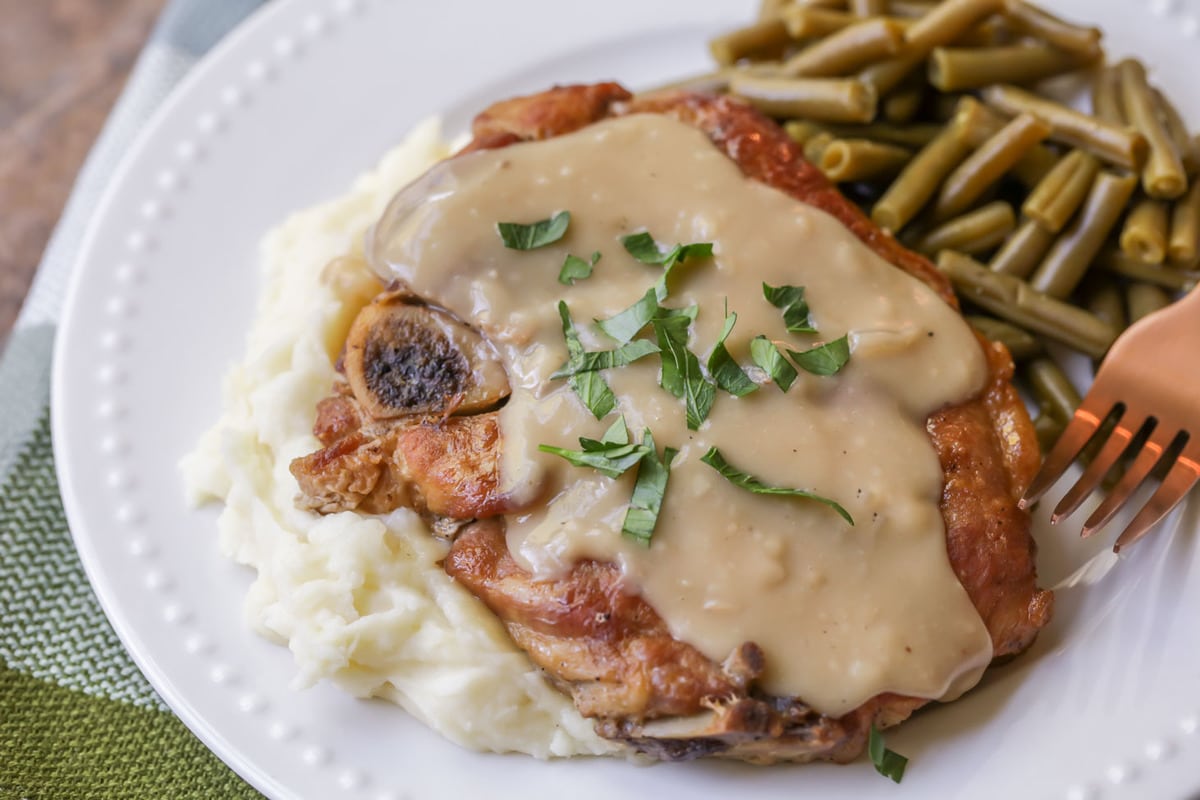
749;335;798;392
497;211;570;250
597;287;659;343
621;231;714;301
707;311;758;397
788;334;852;376
762;282;817;334
868;725;908;783
556;301;616;419
539;417;648;478
700;446;853;524
559;251;600;285
621;431;678;547
653;311;714;430
550;339;660;379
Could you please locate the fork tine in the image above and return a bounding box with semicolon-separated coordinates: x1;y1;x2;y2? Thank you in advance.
1021;404;1110;509
1112;456;1200;552
1082;428;1178;537
1051;417;1146;523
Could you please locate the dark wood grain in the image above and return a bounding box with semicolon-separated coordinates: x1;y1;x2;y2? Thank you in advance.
0;0;166;342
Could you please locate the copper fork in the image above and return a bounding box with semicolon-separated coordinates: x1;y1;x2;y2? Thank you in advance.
1020;286;1200;552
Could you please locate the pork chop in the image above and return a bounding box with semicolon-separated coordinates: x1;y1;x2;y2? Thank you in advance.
290;83;1052;763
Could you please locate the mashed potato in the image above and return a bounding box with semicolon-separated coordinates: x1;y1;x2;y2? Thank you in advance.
181;119;615;758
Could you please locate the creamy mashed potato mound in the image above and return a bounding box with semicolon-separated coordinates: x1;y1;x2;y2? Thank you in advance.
181;119;615;758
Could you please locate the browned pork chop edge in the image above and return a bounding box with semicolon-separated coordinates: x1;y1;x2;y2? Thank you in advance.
291;83;1052;763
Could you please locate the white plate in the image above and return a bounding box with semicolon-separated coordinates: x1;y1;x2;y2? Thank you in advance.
51;1;1200;798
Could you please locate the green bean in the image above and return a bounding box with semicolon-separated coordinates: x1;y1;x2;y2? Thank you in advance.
1083;278;1128;335
781;7;861;38
782;17;906;77
981;84;1148;171
933;112;1051;220
954;96;1058;187
822;121;943;147
1126;281;1172;323
820;138;911;181
1168;178;1200;264
850;0;888;14
1090;66;1125;126
1154;89;1200;177
784;120;831;146
929;43;1097;92
1028;170;1138;298
804;131;837;163
1022;149;1101;233
937;250;1118;358
889;0;937;16
916;200;1015;256
858;53;926;97
871;121;972;231
1026;357;1081;424
1117;59;1188;199
1001;0;1102;58
967;315;1043;360
1119;198;1169;264
988;218;1055;278
730;75;878;121
883;85;924;122
1097;248;1200;291
1034;410;1067;452
710;19;795;66
642;68;736;96
903;0;1005;51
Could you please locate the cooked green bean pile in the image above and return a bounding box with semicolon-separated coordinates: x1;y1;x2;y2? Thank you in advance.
679;0;1200;452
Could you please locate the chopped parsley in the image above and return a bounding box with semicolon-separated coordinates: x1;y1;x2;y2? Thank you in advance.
749;335;798;392
550;338;659;379
762;282;817;333
621;231;714;301
653;310;714;431
788;334;852;376
497;211;570;250
597;287;659;344
559;251;600;285
538;416;650;479
621;431;678;547
556;301;616;419
707;311;758;397
868;725;908;783
699;446;853;525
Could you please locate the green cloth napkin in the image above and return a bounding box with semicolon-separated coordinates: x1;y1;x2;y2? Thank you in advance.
1;3;268;797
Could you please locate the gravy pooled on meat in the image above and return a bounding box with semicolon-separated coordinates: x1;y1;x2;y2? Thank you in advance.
290;84;1050;763
368;113;992;715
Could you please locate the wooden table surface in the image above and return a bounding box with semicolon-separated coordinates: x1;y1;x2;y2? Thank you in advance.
0;0;167;343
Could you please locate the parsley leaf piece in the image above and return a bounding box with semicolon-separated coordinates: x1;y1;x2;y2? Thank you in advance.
868;725;908;783
700;446;854;525
707;311;758;398
556;301;616;419
763;282;817;333
788;334;852;376
750;335;798;392
597;287;659;344
550;339;660;379
558;251;600;285
538;440;650;479
497;211;570;250
620;231;714;301
578;416;630;452
652;312;715;430
621;431;679;547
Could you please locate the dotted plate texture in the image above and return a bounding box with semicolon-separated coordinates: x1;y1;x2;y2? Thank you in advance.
51;1;1200;799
